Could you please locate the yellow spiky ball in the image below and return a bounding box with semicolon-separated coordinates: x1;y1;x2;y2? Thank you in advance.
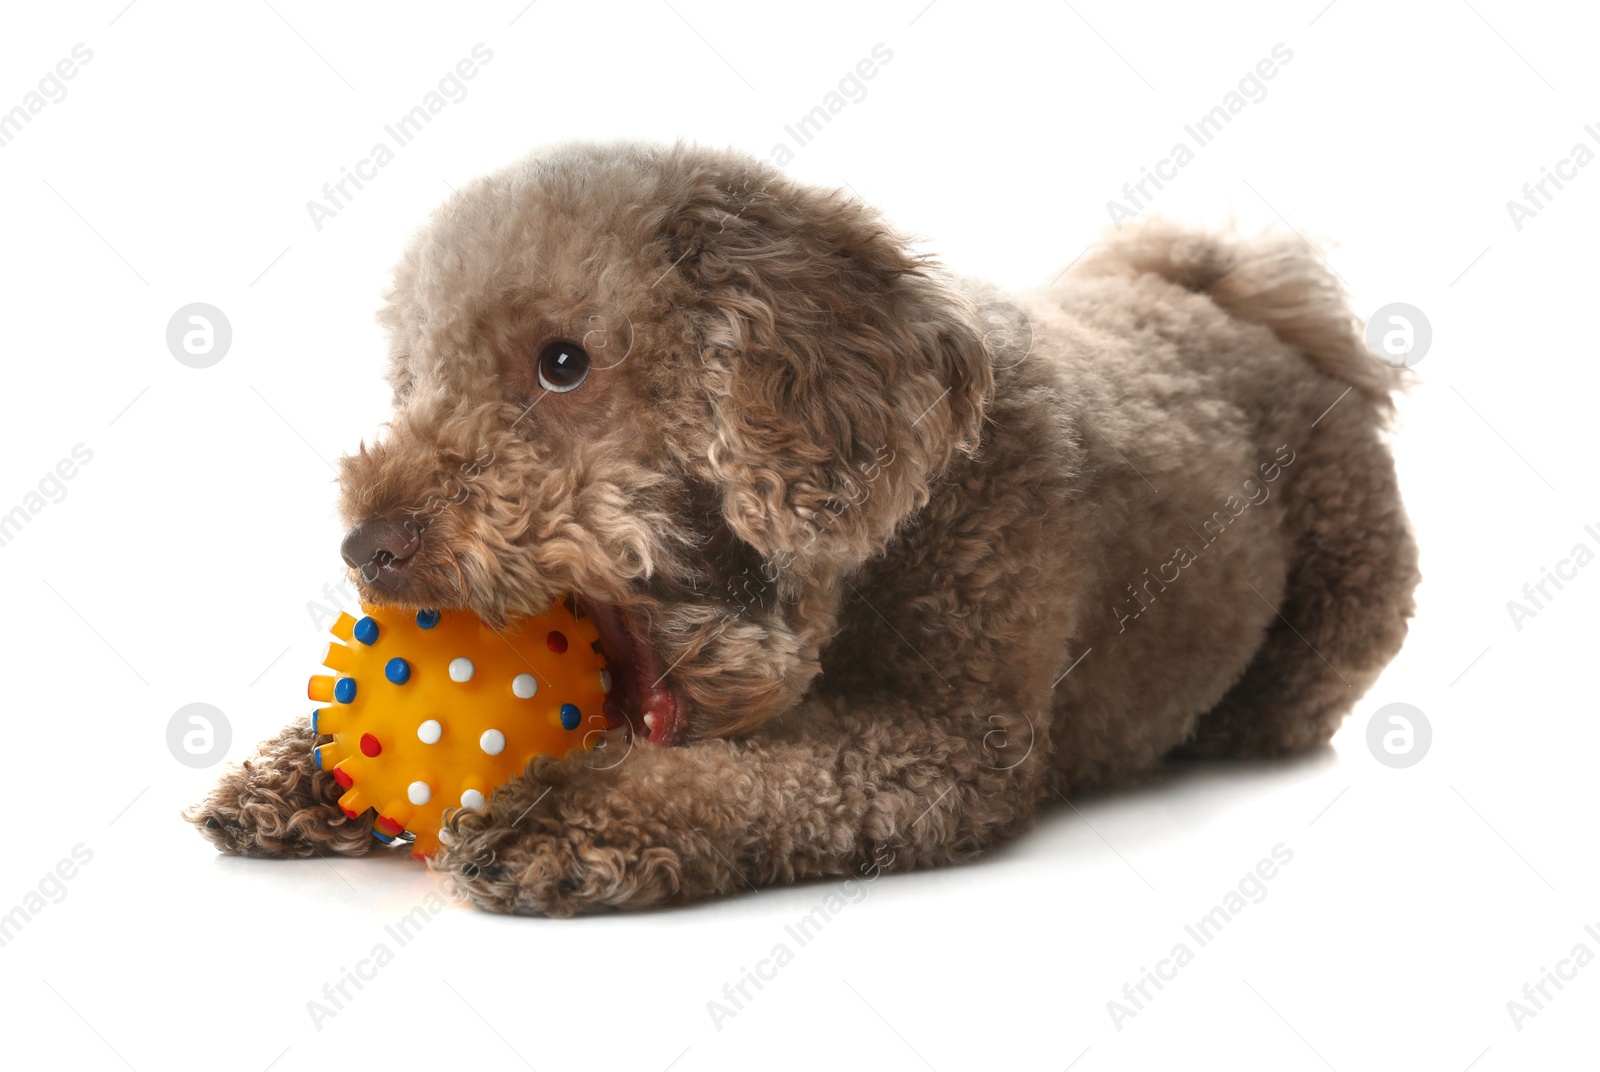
307;600;610;858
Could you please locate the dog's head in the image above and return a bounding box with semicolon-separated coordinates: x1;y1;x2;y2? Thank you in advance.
337;142;992;744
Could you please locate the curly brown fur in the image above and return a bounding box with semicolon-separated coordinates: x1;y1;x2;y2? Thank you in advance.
190;142;1418;912
184;720;376;858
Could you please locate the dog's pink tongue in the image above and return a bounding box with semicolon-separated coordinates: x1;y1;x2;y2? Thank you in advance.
580;598;682;745
638;677;680;745
623;616;680;744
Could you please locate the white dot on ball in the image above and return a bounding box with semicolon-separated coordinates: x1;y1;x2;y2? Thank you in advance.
407;781;432;805
479;728;506;755
449;657;475;682
599;669;612;693
417;719;442;744
459;788;486;810
511;673;537;699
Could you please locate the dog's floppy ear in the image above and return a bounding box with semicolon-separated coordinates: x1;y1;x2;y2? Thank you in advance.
670;172;993;580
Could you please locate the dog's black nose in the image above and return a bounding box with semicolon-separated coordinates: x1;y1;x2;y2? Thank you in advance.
341;517;422;592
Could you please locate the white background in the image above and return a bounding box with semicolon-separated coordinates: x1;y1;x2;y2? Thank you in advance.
0;1;1595;1069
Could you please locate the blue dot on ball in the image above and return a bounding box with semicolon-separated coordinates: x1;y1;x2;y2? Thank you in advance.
385;657;411;685
310;709;321;734
354;616;379;645
334;677;357;703
415;609;441;630
559;704;581;730
312;746;324;769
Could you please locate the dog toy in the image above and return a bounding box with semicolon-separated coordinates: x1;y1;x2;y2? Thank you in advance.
307;600;610;858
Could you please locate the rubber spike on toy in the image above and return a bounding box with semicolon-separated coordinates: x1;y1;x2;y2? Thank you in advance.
410;829;441;859
331;612;357;642
320;641;355;673
378;799;413;829
316;732;350;760
330;757;358;788
312;707;344;735
338;788;370;818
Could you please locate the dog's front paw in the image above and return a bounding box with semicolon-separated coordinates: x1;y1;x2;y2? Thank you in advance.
184;768;375;859
184;723;376;859
432;823;584;917
432;774;685;916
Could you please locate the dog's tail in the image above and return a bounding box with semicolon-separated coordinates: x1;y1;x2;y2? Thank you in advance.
1065;220;1399;404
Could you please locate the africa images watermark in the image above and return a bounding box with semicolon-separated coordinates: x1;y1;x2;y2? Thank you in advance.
0;443;94;551
1505;122;1600;231
306;887;449;1030
1106;42;1294;229
706;847;895;1031
1504;921;1600;1032
1504;520;1600;632
0;843;94;950
306;43;495;231
1106;842;1295;1030
1112;445;1296;632
0;43;93;150
764;42;893;169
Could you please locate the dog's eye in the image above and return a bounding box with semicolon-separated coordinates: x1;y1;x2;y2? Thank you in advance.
536;341;590;393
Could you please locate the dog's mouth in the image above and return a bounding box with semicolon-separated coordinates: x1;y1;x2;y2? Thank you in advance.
575;597;685;747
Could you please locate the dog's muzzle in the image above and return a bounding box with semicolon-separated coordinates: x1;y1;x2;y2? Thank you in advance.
340;516;422;593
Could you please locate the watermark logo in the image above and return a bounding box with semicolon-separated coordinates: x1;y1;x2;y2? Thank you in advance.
977;298;1035;372
167;703;231;768
1106;43;1294;228
1364;302;1430;368
981;711;1036;771
1365;702;1430;768
166;303;232;368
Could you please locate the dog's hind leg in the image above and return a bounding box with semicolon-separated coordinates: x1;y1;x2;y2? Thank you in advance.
1175;403;1419;758
1078;222;1420;759
184;719;377;857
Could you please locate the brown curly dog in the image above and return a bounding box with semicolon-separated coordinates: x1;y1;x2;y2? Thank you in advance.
186;141;1418;916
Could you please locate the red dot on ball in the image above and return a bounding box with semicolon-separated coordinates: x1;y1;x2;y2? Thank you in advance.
360;733;382;757
341;806;360;819
546;630;568;653
333;768;354;788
